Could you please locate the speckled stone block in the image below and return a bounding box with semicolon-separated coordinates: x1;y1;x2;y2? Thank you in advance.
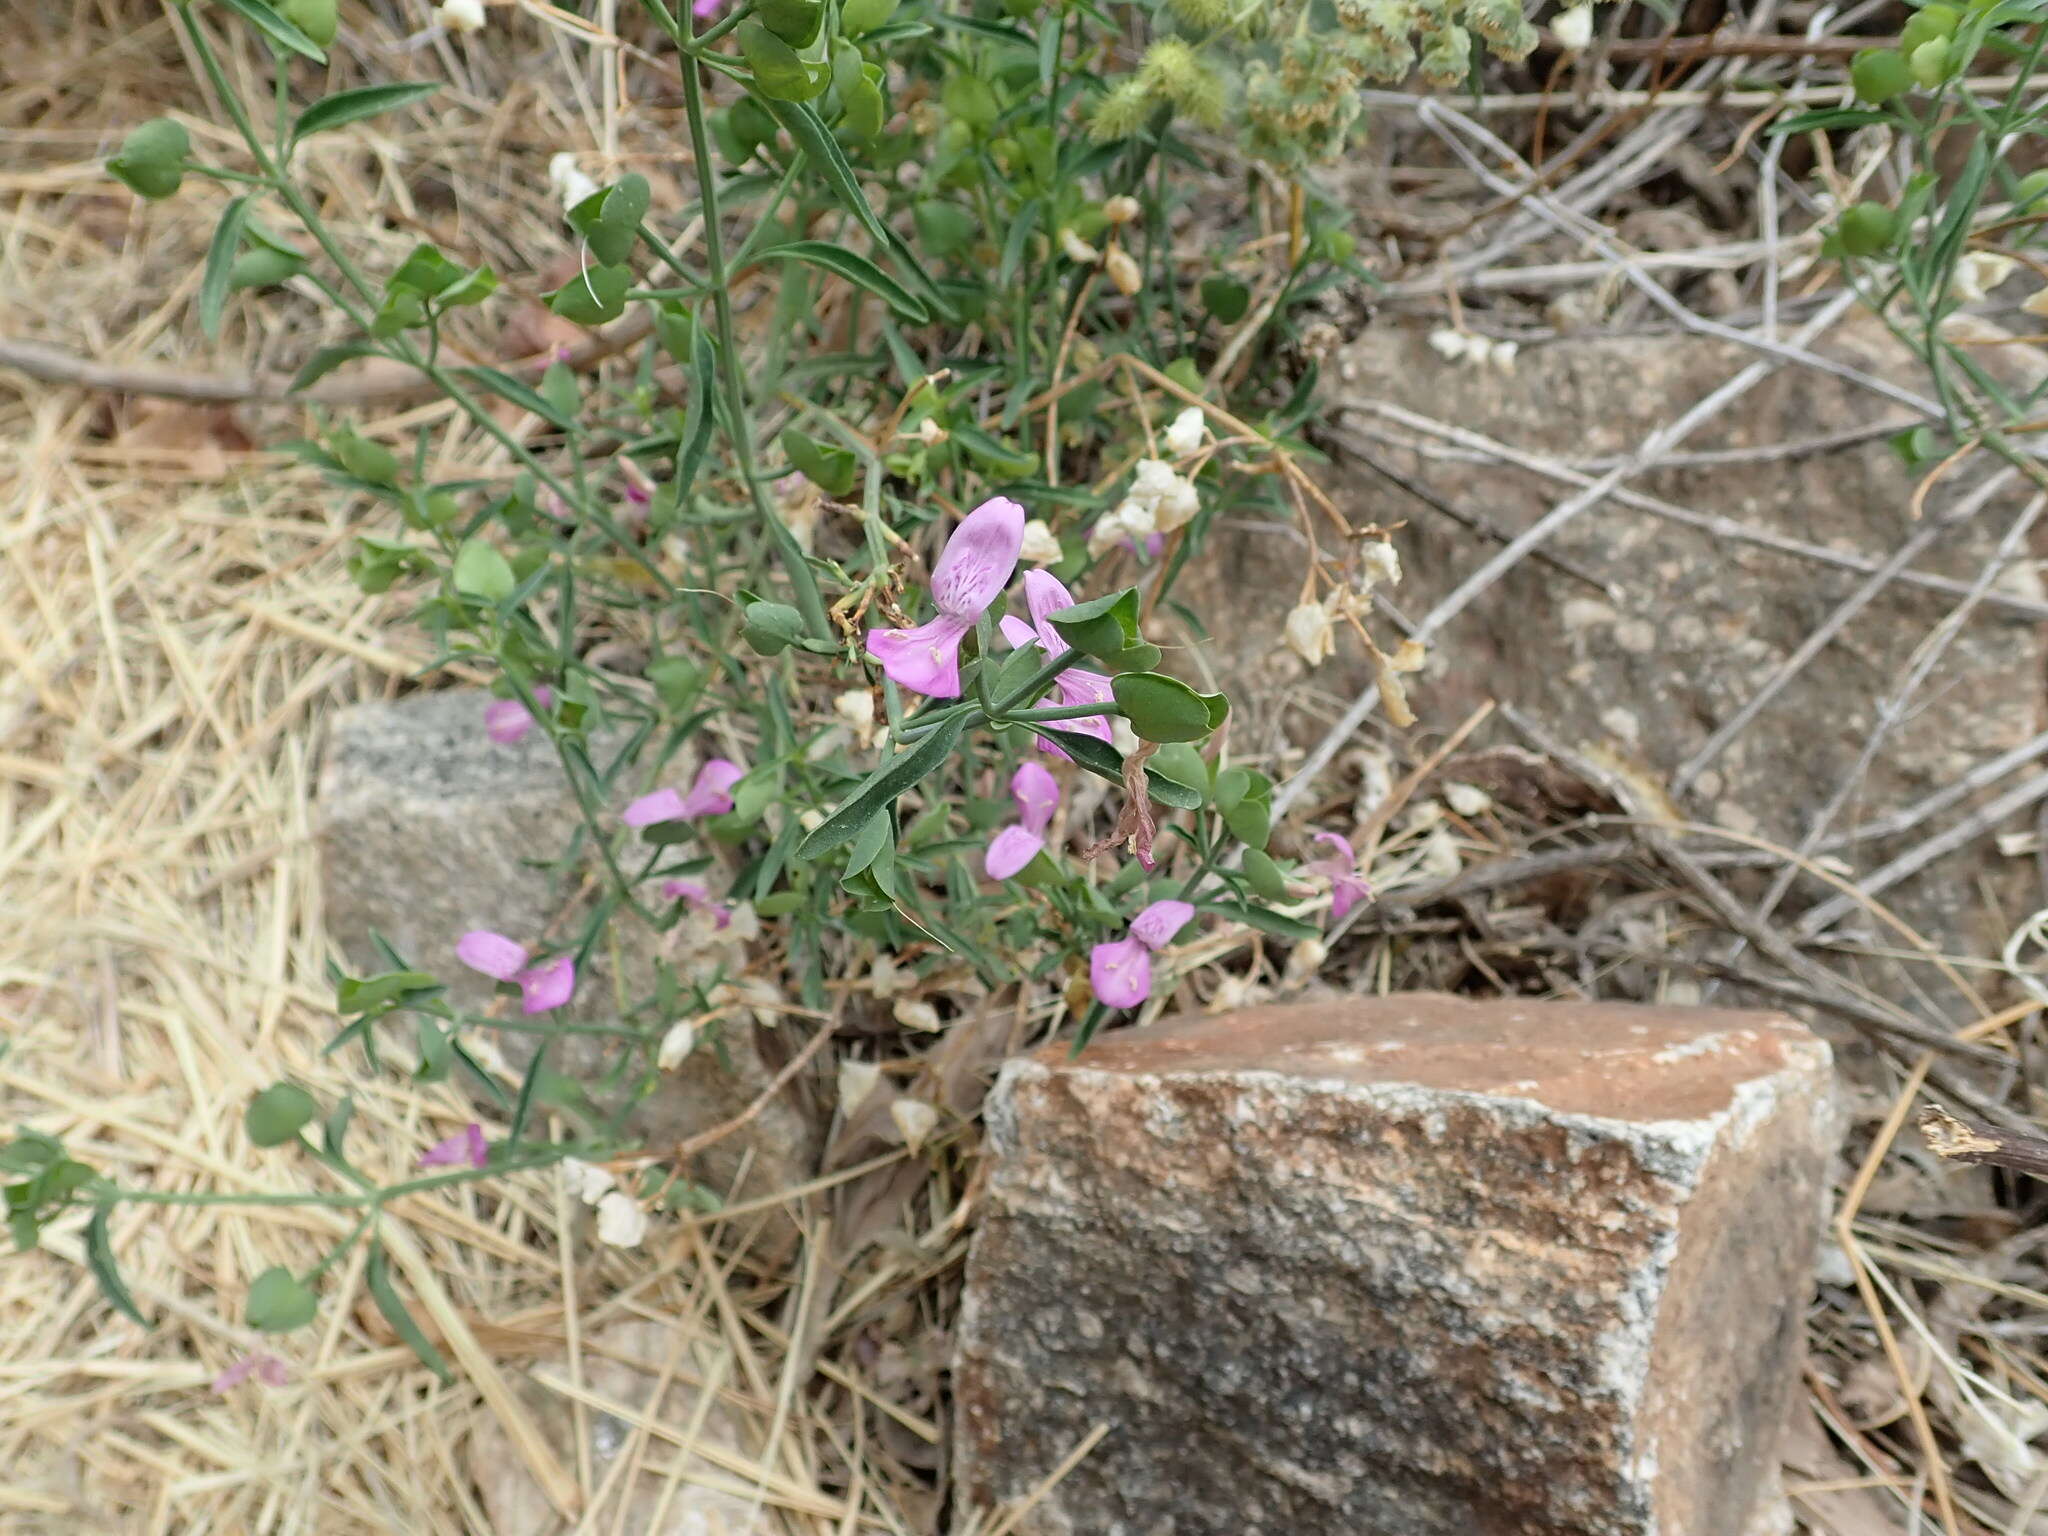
954;995;1838;1536
319;690;818;1194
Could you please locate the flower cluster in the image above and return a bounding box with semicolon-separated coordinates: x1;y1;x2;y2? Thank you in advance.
1089;447;1204;559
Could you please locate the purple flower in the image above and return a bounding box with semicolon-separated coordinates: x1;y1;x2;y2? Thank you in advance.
984;762;1060;880
1001;570;1115;756
212;1353;288;1393
693;0;724;16
1306;831;1372;925
865;497;1026;698
456;930;577;1014
662;878;732;930
1090;898;1197;1009
484;685;554;745
419;1122;488;1169
625;759;744;827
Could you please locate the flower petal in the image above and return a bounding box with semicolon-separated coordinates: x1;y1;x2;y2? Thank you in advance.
515;954;576;1014
677;758;744;819
984;825;1046;881
1330;873;1373;925
456;929;528;982
1051;666;1115;742
483;699;533;745
419;1123;488;1169
1010;762;1060;832
1130;899;1195;950
624;788;689;828
1022;568;1077;656
999;614;1042;654
1311;830;1357;868
253;1354;289;1387
211;1356;257;1393
865;613;972;698
1090;937;1152;1009
929;497;1026;617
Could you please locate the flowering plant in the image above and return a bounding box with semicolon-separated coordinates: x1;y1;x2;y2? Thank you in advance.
31;0;1421;1377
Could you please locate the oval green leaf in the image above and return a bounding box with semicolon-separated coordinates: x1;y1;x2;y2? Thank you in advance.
244;1082;318;1147
246;1265;318;1332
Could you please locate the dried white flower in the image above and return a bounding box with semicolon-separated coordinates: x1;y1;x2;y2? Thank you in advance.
838;1058;883;1114
1284;601;1335;666
1103;245;1142;296
1427;328;1470;362
1954;251;2019;305
562;1157;616;1206
1206;972;1271;1014
1129;458;1181;508
594;1190;648;1248
1019;519;1063;565
889;1097;940;1153
1444;781;1493;818
1417;827;1463;880
436;0;487;32
1058;228;1100;265
720;901;760;944
1152;475;1201;534
916;416;948;445
798;808;825;832
867;954;913;996
834;688;878;748
893;998;941;1033
1163;406;1206;458
1102;195;1142;226
1552;4;1594;51
1490;339;1519;373
656;1021;697;1070
548;152;598;211
1283;938;1329;988
1359;540;1402;590
1088;500;1154;557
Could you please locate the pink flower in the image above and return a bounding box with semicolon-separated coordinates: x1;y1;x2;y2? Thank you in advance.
1090;898;1197;1009
625;759;744;827
212;1352;288;1393
1001;570;1115;756
694;0;723;16
484;685;554;745
456;930;578;1014
419;1122;488;1169
865;497;1026;698
662;878;732;930
984;762;1060;880
1306;832;1372;925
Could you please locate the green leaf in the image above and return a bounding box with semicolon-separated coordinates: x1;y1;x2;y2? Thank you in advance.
369;284;427;338
245;1083;318;1147
548;263;631;326
0;1131;65;1174
781;426;859;496
1198;900;1320;942
109;118;188;201
1223;794;1270;850
453;538;516;602
1045;588;1140;659
197;196;252;340
671;313;718;501
322;1096;354;1160
798;712;966;858
86;1207;147;1327
9;1210;39;1252
229;246;307;290
292;82;440;144
949;422;1038;477
456;365;575;429
1037;728;1204;809
1201;275;1251;324
760;241;929;322
389;243;465;298
335;968;440;1014
290;342;380;393
1112;672;1225;743
216;0;329;61
437;264;498;307
742;600;806;654
912;200;977;258
367;1240;454;1383
1769;107;1892;136
1850;47;1913;104
246;1266;318;1333
759;98;891;247
739;21;829;100
1147;743;1210;798
1241;848;1292;904
757;0;824;46
567;175;651;267
841;0;898;34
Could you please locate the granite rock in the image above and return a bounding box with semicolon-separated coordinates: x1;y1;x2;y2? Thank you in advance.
954;994;1838;1536
318;690;819;1196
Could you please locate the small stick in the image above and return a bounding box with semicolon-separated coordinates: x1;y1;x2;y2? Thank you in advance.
1919;1104;2048;1178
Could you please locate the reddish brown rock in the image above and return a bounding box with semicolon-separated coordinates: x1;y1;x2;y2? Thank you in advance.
954;995;1837;1536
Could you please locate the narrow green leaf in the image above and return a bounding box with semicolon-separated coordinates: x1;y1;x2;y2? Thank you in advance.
198;196;252;340
292;82;440;144
760;98;890;247
289;342;381;393
1037;728;1204;809
1198;900;1320;942
798;712;966;858
760;241;929;322
999;198;1042;290
86;1207;147;1327
216;0;329;61
367;1239;454;1383
673;322;717;500
457;365;576;429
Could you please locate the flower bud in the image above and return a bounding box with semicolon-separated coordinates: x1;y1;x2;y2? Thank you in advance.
436;0;487;33
893;998;941;1032
1163;405;1205;458
1552;4;1594;50
1102;194;1142;225
1283;601;1335;666
1058;228;1100;264
890;1097;939;1152
1152;475;1200;534
656;1021;697;1070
